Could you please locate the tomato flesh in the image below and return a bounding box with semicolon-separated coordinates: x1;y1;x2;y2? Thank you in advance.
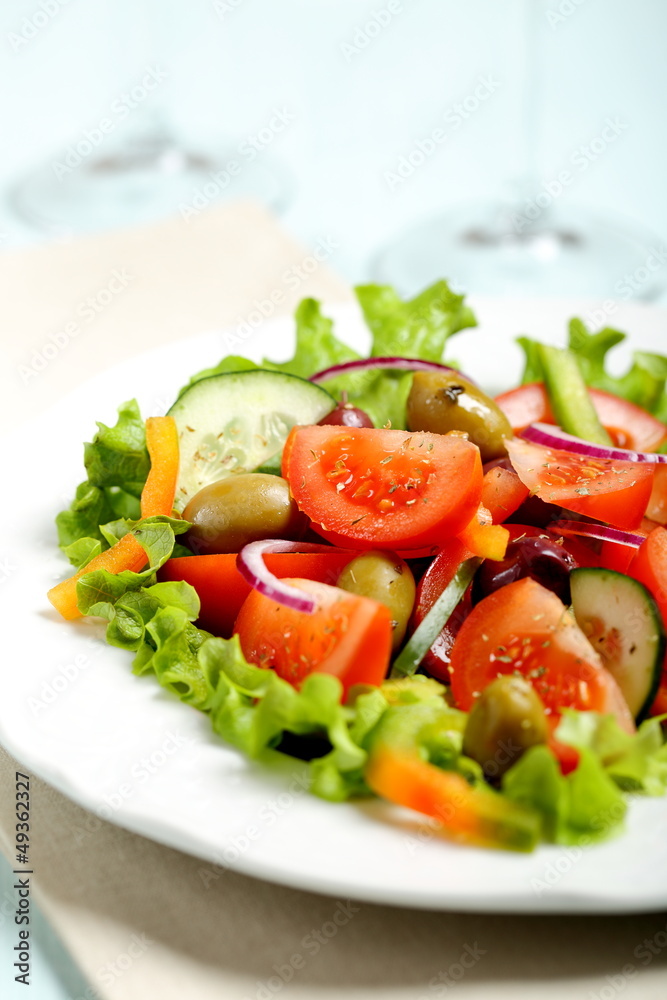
646;465;667;526
506;437;654;531
233;577;392;695
628;526;667;716
284;425;482;550
160;551;354;637
480;465;529;523
411;538;472;681
449;577;634;731
496;382;667;453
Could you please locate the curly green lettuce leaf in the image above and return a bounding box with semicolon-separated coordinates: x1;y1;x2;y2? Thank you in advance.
135;606;212;707
75;516;190;622
518;318;667;417
356;281;476;361
568;318;667;413
345;282;475;428
502;710;667;845
310;675;462;802
177;355;261;396
516;335;545;384
555;710;667;796
83;399;150;493
179;281;476;431
502;744;626;845
56;400;149;562
61;536;103;570
267;297;360;379
56;482;118;554
309;686;388;801
180;299;360;397
200;636;368;768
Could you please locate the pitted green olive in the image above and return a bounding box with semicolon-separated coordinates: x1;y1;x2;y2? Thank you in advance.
337;550;416;651
183;474;307;555
462;676;549;779
406;371;513;461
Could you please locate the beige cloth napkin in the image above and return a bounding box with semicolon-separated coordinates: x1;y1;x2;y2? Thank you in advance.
1;202;667;1000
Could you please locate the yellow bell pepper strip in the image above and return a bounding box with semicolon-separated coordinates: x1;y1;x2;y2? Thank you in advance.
457;504;509;561
48;416;179;620
455;463;530;561
364;703;541;851
141;416;180;518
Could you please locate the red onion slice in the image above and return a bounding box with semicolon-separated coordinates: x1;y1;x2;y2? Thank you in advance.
523;422;667;464
310;356;476;386
236;540;352;614
548;519;646;549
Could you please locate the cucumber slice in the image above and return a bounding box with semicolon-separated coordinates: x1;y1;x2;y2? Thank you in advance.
168;370;335;509
570;567;665;721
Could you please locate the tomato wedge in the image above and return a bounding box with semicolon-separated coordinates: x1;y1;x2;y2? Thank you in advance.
646;465;667;526
449;577;635;732
233;577;392;695
481;465;530;523
160;551;355;637
505;437;654;531
628;526;667;715
496;382;667;453
283;425;482;550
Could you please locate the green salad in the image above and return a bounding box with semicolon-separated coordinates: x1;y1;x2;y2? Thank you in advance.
49;280;667;852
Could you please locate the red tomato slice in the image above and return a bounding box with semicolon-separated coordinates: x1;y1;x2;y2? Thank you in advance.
628;526;667;716
233;577;392;695
454;466;528;561
646;465;667;526
598;518;654;575
449;577;634;731
283;425;482;550
481;466;530;523
410;538;472;681
547;737;581;776
496;382;667;453
159;552;355;637
505;437;654;531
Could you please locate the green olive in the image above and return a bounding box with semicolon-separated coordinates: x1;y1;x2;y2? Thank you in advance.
337;550;416;651
406;371;513;461
183;474;307;555
462;676;548;780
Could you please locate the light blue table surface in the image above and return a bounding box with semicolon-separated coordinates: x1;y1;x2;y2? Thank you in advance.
1;2;666;995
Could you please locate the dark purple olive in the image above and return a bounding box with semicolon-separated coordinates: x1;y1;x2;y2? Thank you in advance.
318;402;374;428
477;535;577;604
505;494;564;528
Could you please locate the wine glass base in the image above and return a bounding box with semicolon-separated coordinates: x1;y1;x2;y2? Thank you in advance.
373;203;667;301
9;134;293;236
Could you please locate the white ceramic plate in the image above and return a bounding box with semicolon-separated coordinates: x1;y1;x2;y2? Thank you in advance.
4;297;667;914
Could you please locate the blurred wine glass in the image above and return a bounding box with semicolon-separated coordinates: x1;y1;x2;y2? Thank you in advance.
8;1;293;236
373;0;665;300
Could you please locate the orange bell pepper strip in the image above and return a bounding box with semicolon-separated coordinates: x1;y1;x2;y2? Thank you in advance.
141;416;180;518
363;703;540;850
365;743;540;852
47;534;148;620
48;416;179;621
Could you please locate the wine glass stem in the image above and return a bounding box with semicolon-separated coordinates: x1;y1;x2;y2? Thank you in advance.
513;0;543;207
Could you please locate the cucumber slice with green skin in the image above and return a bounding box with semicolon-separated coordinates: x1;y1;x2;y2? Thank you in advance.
570;567;665;721
168;370;335;510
